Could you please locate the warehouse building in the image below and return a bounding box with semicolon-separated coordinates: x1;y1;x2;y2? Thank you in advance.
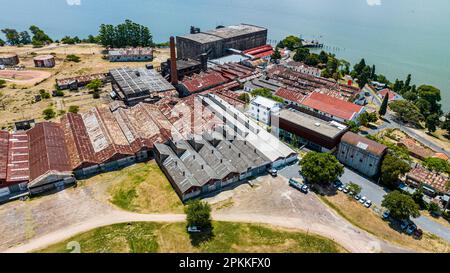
110;67;177;105
108;47;153;62
273;108;348;152
56;73;109;90
176;24;267;60
248;96;281;125
337;132;387;177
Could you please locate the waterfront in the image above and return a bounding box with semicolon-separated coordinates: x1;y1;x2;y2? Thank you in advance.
0;0;449;109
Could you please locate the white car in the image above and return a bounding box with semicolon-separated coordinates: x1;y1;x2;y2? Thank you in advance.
337;186;344;191
359;196;367;204
364;200;372;208
343;187;349;193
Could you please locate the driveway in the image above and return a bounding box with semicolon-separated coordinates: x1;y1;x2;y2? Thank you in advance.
339;167;450;243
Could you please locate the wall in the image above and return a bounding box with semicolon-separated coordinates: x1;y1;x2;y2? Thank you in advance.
337;142;383;177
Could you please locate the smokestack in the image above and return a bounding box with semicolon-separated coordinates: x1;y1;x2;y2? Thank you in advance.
169;36;178;85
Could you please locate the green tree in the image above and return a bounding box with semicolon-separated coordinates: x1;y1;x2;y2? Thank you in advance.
379;93;389;116
42;108;56;120
0;38;5;46
382;191;420;220
98;20;153;48
428;202;442;216
1;28;20;45
423;157;450;174
277;35;302;50
185;199;212;230
19;31;31;44
0;79;6;89
29;25;53;46
380;154;411;188
293;47;310;62
251;88;284;103
237;93;250;103
417;85;442;116
345;121;360;133
318;51;329;64
271;47;282;62
357;66;371;88
39;89;50;99
389;100;424;127
347;183;362;195
304;53;320;66
68;105;80;114
411;188;428;210
442;111;450;136
425;113;440;133
299;152;344;186
370;64;376;79
376;74;390;85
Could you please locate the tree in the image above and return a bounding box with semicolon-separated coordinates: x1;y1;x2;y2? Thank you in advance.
299;152;344;186
380;153;411;188
318;51;329;64
277;35;302;50
271;47;282;62
68;105;80;114
39;89;51;99
0;38;5;46
357;66;371;88
358;111;377;127
353;59;366;75
404;74;412;90
411;188;428;210
382;191;420;220
345;121;360;133
379;93;389;116
0;79;6;89
442;112;450;136
19;31;31;44
417;85;442;116
1;28;20;45
251;88;284;103
415;98;431;118
98;20;153;48
425;113;440;133
293;47;310;62
423;157;450;174
304;53;320;66
370;64;376;79
185;199;212;230
347;183;362;195
237;93;250;103
42;108;56;120
29;25;52;47
428;202;442;216
389;100;424;127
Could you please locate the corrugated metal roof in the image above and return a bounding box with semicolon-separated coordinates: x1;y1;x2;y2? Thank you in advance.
6;132;29;183
341;132;387;156
301;92;363;121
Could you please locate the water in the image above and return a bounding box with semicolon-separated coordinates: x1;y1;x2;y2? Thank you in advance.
1;0;449;110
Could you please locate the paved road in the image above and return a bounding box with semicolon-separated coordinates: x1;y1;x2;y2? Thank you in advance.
340;167;450;243
279;163;450;244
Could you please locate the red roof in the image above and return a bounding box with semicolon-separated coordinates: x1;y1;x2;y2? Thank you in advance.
301;92;363;121
181;72;228;94
27;122;72;182
379;88;399;101
6;132;29;183
274;88;305;104
243;45;274;59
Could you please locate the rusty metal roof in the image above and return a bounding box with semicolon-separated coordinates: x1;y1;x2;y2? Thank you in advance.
341;132;387;156
27;122;72;182
6;132;29;183
0;131;9;183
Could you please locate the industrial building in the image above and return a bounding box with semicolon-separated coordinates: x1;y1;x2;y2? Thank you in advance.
273;108;348;152
0;53;19;66
110;67;177;105
33;55;55;68
299;92;365;123
108;47;153;62
404;166;450;197
176;24;267;60
274;88;306;107
56;73;109;90
248;96;281;125
337;132;387;177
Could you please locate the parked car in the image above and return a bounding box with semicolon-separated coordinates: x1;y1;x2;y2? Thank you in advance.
406;223;417;235
337;186;344;191
354;194;361;201
359;196;367;204
300;184;309;194
400;220;410;230
382;211;390;219
333;180;343;188
343;187;349;193
413;229;423;239
268;168;278;177
364;200;372;208
187;226;202;233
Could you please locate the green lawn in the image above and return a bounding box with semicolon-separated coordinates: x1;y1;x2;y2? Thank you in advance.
37;221;347;253
108;162;184;214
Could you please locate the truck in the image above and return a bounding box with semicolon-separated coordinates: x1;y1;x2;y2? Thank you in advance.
289;178;309;194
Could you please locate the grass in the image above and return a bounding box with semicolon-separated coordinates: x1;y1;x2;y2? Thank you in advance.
108;162;184;214
37;221;347;253
319;193;450;253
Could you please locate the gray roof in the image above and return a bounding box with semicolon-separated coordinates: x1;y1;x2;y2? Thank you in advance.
110;67;174;97
277;109;348;139
178;24;266;44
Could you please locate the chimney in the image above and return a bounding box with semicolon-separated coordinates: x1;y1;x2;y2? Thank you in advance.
199;53;208;71
169;36;178;85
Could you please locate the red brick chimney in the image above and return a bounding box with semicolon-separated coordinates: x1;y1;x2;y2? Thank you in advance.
169;36;178;85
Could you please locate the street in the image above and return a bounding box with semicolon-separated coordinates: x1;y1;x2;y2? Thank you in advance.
279;163;450;244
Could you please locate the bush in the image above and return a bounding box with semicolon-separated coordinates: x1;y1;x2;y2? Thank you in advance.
428;202;442;216
39;89;51;99
53;90;64;97
347;183;362;195
42;108;56;120
68;105;79;114
184;200;212;230
0;79;6;89
66;54;81;63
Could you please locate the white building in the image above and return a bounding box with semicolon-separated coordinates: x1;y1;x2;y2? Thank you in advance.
248;96;282;125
